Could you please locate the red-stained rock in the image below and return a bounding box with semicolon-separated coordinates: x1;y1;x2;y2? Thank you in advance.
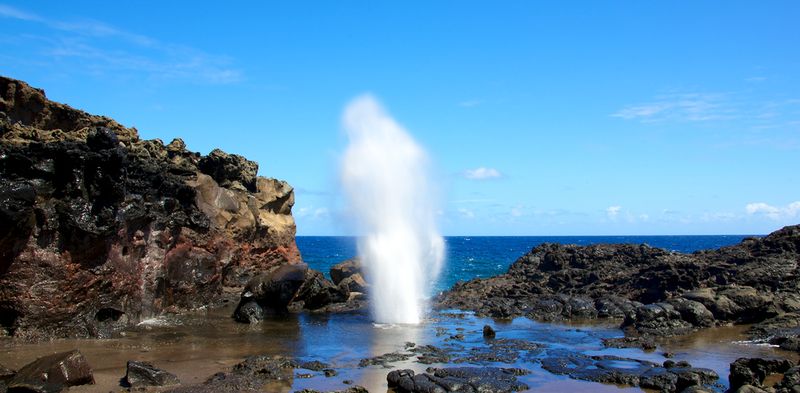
0;76;300;339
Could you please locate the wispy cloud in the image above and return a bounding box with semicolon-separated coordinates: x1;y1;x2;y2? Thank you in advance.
0;4;42;21
606;205;622;219
745;201;800;220
459;99;483;108
612;93;732;123
463;167;502;180
0;4;241;84
458;208;475;218
296;206;331;219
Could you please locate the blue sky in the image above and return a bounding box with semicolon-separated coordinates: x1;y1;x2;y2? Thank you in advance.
1;2;798;235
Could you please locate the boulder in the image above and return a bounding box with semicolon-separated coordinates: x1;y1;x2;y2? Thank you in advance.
233;262;308;323
7;350;94;392
338;273;368;294
295;270;348;310
330;258;362;285
483;324;496;339
125;360;179;387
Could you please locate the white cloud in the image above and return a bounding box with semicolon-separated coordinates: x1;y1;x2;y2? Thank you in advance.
612;92;731;123
510;206;523;217
458;208;475;218
745;201;800;220
606;205;622;219
463;167;502;180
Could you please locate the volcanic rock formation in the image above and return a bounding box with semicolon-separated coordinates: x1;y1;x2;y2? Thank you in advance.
0;76;300;339
437;224;800;343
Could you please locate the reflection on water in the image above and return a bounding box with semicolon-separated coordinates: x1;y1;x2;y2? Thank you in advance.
1;306;797;393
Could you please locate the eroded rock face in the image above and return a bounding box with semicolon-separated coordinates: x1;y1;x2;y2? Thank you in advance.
0;76;300;339
436;225;800;340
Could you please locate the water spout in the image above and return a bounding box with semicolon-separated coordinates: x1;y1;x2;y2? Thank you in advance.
340;95;445;324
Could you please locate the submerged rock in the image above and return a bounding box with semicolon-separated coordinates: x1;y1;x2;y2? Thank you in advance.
387;367;529;393
0;76;301;339
125;360;179;387
166;355;297;393
541;351;718;392
7;349;94;392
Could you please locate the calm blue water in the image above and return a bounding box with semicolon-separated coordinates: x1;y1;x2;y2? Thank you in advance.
296;235;756;293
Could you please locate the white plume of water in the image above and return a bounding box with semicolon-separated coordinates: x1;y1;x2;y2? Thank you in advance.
340;95;445;324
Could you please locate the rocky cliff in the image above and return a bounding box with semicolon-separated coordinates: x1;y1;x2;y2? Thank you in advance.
0;76;300;339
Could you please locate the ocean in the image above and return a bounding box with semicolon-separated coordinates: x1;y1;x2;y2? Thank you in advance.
297;235;755;293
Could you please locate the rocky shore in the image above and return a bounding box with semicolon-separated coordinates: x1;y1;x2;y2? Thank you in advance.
2;75;799;392
436;225;800;351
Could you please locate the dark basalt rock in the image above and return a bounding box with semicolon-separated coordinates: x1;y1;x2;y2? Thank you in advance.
165;355;297;393
729;357;795;391
436;224;800;341
541;351;718;392
7;350;94;393
482;324;496;339
359;352;411;368
295;270;349;310
330;258;362;285
197;148;259;193
0;76;301;339
125;360;179;387
232;263;308;323
387;367;529;393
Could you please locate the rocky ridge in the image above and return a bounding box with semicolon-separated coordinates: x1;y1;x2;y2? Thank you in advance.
436;225;800;345
0;76;301;339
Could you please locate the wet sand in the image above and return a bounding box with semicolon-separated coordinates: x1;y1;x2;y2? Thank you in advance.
1;305;797;392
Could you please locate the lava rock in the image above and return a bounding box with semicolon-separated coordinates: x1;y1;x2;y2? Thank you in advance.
197;148;259;192
164;355;297;393
7;350;94;392
729;357;795;391
233;263;308;323
0;76;302;339
125;360;179;387
295;270;349;310
338;273;369;294
483;325;496;339
330;258;362;285
541;352;718;392
388;367;529;393
436;224;800;341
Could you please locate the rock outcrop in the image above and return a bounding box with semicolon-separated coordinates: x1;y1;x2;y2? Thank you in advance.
436;225;800;342
0;76;300;339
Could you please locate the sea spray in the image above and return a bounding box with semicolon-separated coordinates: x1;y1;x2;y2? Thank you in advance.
340;95;445;324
